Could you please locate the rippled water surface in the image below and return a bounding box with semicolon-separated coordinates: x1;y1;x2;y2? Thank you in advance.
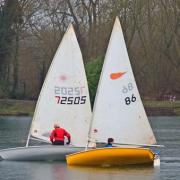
0;116;180;180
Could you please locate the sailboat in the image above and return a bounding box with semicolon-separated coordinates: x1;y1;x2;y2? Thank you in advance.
0;24;92;161
66;17;162;167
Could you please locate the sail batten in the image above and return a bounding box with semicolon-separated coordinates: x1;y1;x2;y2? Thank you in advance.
28;24;91;147
89;17;156;145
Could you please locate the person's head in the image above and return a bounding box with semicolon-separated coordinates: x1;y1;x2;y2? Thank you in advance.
107;138;114;144
54;123;60;128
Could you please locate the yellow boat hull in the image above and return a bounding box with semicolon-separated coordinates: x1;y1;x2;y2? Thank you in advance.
66;147;155;166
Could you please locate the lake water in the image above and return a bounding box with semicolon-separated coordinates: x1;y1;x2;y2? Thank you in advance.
0;116;180;180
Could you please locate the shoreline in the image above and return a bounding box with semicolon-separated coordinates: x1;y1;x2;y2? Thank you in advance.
0;99;179;117
0;112;30;116
0;108;176;117
0;99;36;117
145;107;176;116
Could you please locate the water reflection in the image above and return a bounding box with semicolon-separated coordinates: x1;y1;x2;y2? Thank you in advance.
66;165;160;180
0;161;159;180
0;116;31;149
0;116;180;180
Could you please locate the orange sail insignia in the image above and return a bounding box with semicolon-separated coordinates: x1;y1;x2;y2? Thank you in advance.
110;72;126;80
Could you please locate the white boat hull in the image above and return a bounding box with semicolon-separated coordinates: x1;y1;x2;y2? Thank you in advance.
0;145;84;161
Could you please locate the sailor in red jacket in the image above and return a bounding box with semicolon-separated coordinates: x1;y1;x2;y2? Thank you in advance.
50;123;71;145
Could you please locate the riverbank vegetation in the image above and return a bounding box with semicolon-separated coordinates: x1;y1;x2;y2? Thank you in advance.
0;57;180;116
0;99;35;116
0;98;180;117
0;0;179;100
0;1;179;116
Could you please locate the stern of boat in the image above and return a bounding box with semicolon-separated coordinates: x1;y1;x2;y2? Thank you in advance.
153;154;160;167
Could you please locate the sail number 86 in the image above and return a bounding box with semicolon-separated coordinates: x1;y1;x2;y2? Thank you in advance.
125;94;136;105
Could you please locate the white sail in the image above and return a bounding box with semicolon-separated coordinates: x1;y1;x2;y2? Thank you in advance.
89;17;156;145
29;24;92;147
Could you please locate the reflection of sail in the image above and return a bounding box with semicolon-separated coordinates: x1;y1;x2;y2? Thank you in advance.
49;163;67;180
67;165;157;180
0;161;159;180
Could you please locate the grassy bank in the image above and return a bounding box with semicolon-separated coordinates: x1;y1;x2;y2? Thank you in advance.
143;100;180;116
0;99;180;116
0;99;36;116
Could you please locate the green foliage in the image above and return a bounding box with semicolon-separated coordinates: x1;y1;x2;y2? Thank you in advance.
85;57;104;107
143;100;180;108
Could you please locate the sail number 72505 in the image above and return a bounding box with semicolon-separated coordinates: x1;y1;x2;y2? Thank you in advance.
55;96;86;104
